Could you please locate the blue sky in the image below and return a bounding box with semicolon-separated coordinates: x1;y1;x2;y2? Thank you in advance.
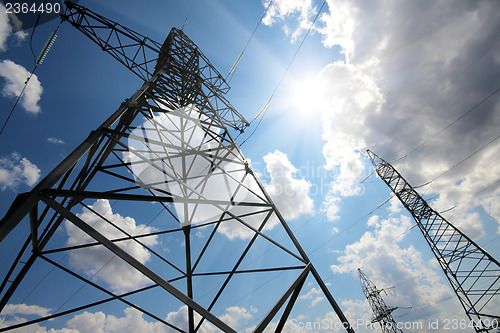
0;0;499;332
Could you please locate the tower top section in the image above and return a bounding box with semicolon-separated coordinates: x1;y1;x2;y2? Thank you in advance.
62;1;249;132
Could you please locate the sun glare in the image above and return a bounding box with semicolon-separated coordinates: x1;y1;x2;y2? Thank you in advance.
288;75;323;117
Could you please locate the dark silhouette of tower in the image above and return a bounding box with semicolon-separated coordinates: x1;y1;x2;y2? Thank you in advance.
358;268;403;333
0;3;355;332
367;149;500;332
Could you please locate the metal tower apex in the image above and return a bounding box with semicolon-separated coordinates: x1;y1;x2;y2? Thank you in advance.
358;268;404;333
61;1;249;133
0;3;353;332
367;150;500;333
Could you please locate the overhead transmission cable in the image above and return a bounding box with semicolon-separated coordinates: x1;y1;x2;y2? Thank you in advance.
239;0;328;146
307;195;394;257
225;0;273;84
427;132;500;184
374;84;500;189
29;0;47;64
180;0;197;31
0;26;59;137
401;85;500;160
359;39;499;160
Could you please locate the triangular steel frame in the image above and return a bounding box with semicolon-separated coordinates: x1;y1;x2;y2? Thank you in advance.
367;150;500;333
0;4;354;332
358;269;403;333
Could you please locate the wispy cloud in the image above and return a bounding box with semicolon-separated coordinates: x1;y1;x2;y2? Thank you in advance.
47;137;65;144
262;0;317;42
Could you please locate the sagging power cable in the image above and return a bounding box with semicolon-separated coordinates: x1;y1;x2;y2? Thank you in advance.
225;0;274;84
239;0;328;146
0;26;59;137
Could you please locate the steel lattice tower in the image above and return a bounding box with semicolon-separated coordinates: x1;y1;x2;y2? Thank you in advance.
358;269;403;333
0;3;355;332
367;150;500;332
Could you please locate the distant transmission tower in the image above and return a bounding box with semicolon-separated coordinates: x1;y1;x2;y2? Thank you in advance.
358;268;403;333
0;3;354;332
367;150;500;333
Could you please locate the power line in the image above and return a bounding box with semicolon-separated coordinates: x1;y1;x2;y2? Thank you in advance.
427;131;500;184
0;69;37;136
360;39;499;160
239;0;328;146
308;195;394;257
180;0;197;31
0;25;59;136
225;0;273;84
29;0;47;64
401;85;500;160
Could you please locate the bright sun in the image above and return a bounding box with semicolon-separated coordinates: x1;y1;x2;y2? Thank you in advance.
288;75;323;118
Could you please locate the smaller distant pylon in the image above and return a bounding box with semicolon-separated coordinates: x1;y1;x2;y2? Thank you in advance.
358;268;404;333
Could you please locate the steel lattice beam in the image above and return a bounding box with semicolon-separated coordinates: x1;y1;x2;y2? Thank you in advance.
61;1;248;133
358;269;403;333
367;150;500;333
0;4;355;332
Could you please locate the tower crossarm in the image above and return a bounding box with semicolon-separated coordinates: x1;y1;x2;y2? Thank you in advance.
366;150;500;332
61;1;162;81
61;1;249;133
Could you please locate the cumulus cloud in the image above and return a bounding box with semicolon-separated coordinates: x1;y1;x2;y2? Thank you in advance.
268;0;500;234
216;150;314;239
1;304;51;317
64;199;158;293
0;305;254;333
0;4;10;50
0;303;77;333
0;152;40;191
0;59;43;113
263;150;314;220
331;212;467;329
298;286;324;307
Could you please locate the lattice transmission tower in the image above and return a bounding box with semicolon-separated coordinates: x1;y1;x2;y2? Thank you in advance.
366;150;500;332
0;3;355;332
358;269;403;333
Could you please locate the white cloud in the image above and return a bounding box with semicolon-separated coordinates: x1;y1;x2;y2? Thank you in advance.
1;305;255;333
47;137;65;144
1;303;51;317
0;4;10;51
481;195;500;233
0;303;77;333
262;0;316;42
0;4;28;50
263;150;314;220
0;152;40;191
64;199;158;293
0;59;43;114
331;213;468;330
267;0;500;233
298;286;324;307
322;194;341;222
218;306;255;329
